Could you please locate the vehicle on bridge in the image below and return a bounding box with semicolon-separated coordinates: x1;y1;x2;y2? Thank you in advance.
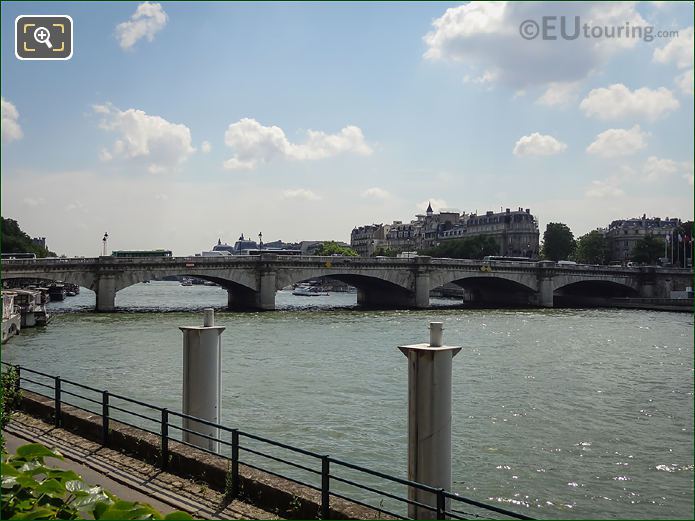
239;248;301;256
482;256;535;263
1;253;37;260
111;250;173;258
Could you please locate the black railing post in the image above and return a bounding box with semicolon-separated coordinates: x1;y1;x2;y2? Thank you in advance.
161;409;169;469
231;429;239;498
321;455;330;519
54;376;61;427
436;488;446;520
14;365;21;393
102;391;109;446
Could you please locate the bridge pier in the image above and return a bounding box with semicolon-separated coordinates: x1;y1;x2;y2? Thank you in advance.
95;276;116;312
536;261;554;308
414;272;431;309
226;272;276;311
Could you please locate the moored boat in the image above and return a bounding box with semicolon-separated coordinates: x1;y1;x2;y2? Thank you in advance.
292;284;329;296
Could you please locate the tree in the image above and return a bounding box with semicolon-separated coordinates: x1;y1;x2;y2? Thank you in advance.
1;217;56;257
423;236;499;260
315;241;358;256
372;247;397;257
541;223;576;261
575;230;609;265
631;235;665;264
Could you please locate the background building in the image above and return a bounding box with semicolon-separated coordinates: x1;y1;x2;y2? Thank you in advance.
454;207;539;257
604;215;681;262
351;203;539;257
350;224;390;256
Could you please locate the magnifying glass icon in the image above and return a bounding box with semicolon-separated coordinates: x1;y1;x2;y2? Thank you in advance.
33;26;53;49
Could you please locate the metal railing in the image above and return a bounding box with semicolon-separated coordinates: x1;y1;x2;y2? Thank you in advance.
3;362;533;520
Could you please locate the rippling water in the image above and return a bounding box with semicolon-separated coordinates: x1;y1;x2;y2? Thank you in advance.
3;282;693;519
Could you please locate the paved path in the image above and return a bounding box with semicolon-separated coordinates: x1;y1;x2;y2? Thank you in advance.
4;413;281;520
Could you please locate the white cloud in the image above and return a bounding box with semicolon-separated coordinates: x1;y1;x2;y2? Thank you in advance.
463;70;499;85
423;2;647;88
154;193;169;201
585;179;625;198
643;156;694;183
536;82;581;107
586;125;648;157
281;188;322;201
361;187;391;200
115;2;168;50
675;69;693;95
513;133;567;156
94;103;196;173
579;84;679;121
65;201;88;213
653;26;693;69
201;141;212;153
1;97;23;143
22;197;45;207
223;118;372;170
643;156;679;181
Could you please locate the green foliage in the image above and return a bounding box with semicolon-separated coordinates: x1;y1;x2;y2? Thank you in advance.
1;443;193;520
315;241;358;257
1;217;56;257
371;247;397;257
423;236;499;260
575;230;609;265
631;235;665;264
541;223;576;262
1;367;22;450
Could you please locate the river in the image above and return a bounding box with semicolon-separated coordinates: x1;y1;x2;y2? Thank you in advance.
2;281;693;519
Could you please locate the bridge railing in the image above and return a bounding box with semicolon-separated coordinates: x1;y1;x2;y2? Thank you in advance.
3;362;533;520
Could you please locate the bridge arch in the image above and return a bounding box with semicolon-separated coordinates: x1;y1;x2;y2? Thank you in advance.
1;271;96;292
278;270;416;309
431;273;538;306
112;269;258;293
553;280;639;305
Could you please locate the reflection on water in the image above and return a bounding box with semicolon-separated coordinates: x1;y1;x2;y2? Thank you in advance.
3;282;693;519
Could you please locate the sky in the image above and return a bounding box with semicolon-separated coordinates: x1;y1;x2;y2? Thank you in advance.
1;1;693;256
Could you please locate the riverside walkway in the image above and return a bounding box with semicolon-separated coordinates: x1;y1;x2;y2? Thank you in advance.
4;413;280;520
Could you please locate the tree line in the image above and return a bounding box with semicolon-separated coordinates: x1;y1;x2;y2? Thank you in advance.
1;217;56;257
541;221;694;265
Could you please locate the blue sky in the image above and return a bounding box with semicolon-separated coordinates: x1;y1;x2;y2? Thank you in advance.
1;1;693;256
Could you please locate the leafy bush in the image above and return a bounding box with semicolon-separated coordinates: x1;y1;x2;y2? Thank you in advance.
1;443;192;520
1;366;22;450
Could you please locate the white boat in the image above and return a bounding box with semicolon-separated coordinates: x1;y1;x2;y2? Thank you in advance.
2;291;21;343
292;284;328;296
181;278;193;287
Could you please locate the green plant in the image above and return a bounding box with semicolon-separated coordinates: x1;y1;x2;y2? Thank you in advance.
288;494;301;514
0;366;22;450
1;443;193;520
223;467;234;500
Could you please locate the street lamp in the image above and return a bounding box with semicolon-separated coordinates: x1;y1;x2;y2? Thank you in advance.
258;232;263;252
102;232;109;256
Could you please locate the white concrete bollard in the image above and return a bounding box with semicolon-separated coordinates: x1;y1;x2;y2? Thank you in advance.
180;308;225;453
399;321;461;519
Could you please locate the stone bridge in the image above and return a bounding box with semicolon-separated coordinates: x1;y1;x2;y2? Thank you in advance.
1;255;692;312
